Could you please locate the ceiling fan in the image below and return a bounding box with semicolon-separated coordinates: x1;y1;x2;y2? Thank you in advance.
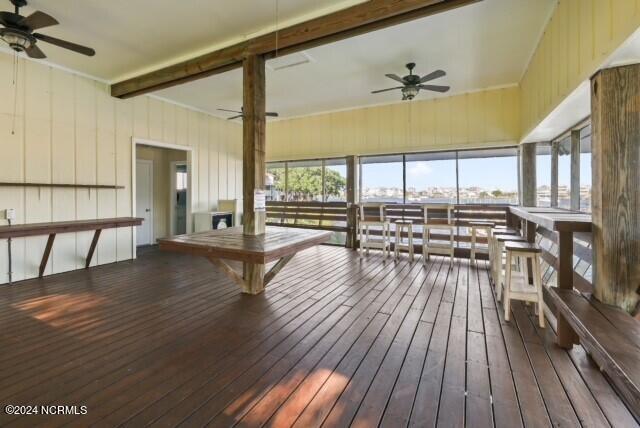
0;0;95;59
218;107;279;121
372;62;449;100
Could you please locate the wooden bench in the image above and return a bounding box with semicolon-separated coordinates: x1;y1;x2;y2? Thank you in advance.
549;287;640;420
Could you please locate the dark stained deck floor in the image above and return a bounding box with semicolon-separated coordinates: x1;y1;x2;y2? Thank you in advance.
0;246;636;427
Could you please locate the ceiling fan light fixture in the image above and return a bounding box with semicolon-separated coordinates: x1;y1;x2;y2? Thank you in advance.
402;86;419;101
0;28;32;51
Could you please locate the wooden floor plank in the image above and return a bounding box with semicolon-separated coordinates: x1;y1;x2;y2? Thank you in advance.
0;247;634;428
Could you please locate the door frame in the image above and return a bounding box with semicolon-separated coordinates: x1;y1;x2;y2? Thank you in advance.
169;160;188;236
135;158;154;246
132;138;194;259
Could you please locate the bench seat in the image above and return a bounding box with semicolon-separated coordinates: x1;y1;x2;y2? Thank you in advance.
549;287;640;420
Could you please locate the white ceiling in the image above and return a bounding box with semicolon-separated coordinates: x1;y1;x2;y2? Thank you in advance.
154;0;555;119
3;0;556;120
14;0;365;81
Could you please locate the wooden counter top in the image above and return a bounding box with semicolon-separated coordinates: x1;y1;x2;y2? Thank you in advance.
509;206;592;232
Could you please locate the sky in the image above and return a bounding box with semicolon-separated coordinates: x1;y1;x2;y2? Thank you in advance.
361;157;520;192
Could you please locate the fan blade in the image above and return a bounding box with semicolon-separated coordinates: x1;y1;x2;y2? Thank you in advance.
20;11;58;30
385;73;406;84
371;86;404;94
266;112;279;117
25;43;46;59
0;11;21;27
227;115;243;120
217;108;242;113
419;69;446;83
33;33;95;56
419;84;450;93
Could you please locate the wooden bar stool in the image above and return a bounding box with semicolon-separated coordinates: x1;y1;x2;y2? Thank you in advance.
469;221;495;263
394;220;414;261
422;204;454;268
492;234;526;298
503;241;545;328
488;228;519;283
358;203;391;257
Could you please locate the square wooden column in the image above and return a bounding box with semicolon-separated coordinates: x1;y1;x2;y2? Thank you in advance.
346;155;358;249
591;64;640;313
242;54;266;294
570;130;581;211
520;143;537;207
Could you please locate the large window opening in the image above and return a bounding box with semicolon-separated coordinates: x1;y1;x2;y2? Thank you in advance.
536;143;552;207
360;155;404;203
557;137;572;209
579;126;592;213
458;148;519;204
405;152;457;203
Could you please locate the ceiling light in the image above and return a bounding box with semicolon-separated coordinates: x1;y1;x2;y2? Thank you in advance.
0;29;33;52
402;86;419;100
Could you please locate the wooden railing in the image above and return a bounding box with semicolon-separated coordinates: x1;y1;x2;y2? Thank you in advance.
266;201;349;233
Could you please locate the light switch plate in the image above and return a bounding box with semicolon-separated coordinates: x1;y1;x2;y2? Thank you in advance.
5;208;15;220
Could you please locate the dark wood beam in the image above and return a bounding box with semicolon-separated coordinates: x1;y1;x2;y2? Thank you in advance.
110;0;480;98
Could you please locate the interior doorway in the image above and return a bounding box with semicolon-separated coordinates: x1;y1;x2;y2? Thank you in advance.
133;138;192;250
171;161;188;235
136;159;154;246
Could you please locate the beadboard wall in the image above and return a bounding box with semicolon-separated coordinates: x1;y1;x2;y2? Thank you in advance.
0;52;242;284
266;86;520;161
520;0;640;139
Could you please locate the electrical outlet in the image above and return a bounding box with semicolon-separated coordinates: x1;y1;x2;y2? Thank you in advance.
5;208;15;221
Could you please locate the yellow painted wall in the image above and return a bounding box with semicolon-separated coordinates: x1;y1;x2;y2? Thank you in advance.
520;0;640;139
266;86;520;161
0;52;242;284
136;145;187;240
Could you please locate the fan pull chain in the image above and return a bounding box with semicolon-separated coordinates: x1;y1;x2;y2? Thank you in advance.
275;0;279;58
11;52;18;135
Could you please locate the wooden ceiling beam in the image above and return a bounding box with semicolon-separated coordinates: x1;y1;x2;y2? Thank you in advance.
110;0;480;98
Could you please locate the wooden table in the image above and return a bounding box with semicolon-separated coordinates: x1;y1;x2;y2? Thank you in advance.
159;226;332;294
509;206;592;348
0;217;143;279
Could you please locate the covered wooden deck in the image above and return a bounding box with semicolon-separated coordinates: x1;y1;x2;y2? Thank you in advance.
0;246;636;427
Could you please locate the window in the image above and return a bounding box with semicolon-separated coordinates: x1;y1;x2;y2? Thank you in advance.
405;152;457;203
286;160;323;201
557;137;572;209
458;148;519;204
360;155;404;203
579;126;592;212
536;143;552;207
266;162;286;201
324;158;347;202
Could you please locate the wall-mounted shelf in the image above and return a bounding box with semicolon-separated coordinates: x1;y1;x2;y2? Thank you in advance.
0;182;125;190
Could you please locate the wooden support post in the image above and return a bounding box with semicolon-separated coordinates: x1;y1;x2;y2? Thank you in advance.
551;142;559;207
264;255;295;286
242;54;266;294
85;229;102;269
556;230;579;347
591;64;640;313
570;130;581;211
38;233;56;278
346;155;358;249
520;143;536;207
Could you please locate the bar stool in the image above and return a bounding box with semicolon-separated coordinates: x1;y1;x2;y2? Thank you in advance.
358;203;391;257
492;234;527;299
394;220;414;261
422;204;455;268
489;226;520;284
469;221;495;263
503;241;545;328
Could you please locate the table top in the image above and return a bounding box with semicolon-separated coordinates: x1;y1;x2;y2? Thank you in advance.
509;206;592;232
0;217;143;239
158;226;332;264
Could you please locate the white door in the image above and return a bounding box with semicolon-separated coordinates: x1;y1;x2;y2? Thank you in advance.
136;159;153;246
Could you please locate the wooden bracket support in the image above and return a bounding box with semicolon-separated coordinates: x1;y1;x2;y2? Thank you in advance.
38;233;56;278
207;254;295;294
85;229;102;269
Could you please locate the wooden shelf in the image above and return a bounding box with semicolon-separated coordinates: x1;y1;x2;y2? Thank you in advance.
0;182;125;190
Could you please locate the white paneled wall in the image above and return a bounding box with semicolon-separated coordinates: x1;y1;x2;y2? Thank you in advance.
0;53;242;284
